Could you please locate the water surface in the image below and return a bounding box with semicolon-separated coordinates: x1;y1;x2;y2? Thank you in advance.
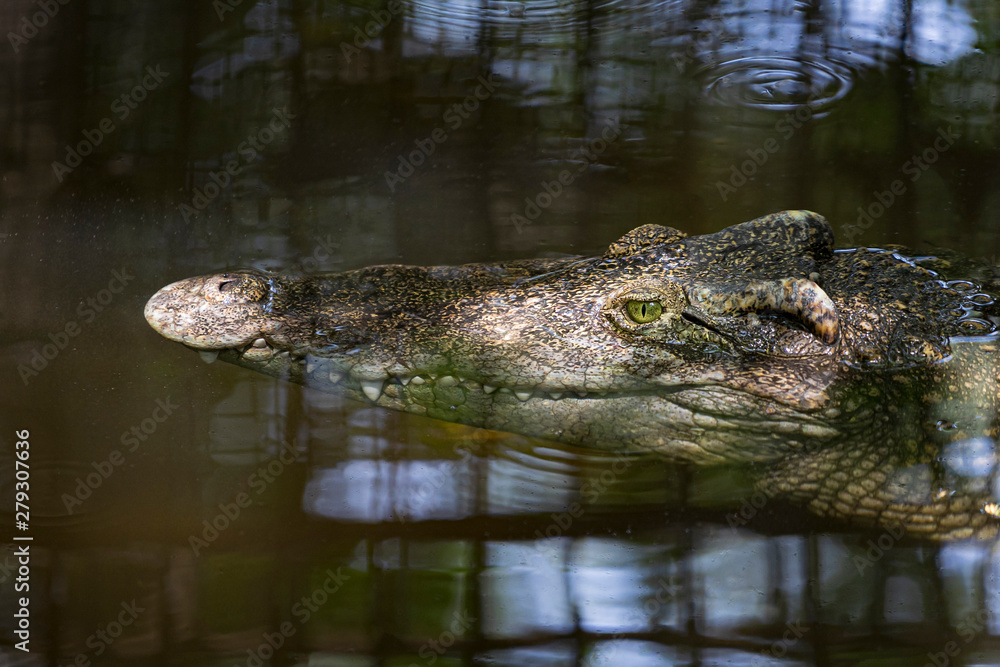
2;0;1000;664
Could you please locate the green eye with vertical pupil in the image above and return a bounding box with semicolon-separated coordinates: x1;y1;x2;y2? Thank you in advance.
626;300;662;323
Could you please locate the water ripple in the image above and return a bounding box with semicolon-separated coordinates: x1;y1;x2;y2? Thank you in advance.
700;56;854;115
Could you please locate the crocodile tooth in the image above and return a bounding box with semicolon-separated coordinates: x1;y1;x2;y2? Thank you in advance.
198;350;220;364
549;392;563;400
499;387;512;394
514;389;532;401
252;338;268;348
329;370;344;384
410;376;426;385
360;379;384;402
399;376;412;386
483;385;497;394
438;375;458;387
306;359;319;374
576;390;588;398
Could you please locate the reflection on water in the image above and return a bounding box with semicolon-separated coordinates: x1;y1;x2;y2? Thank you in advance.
2;0;1000;664
5;375;1000;664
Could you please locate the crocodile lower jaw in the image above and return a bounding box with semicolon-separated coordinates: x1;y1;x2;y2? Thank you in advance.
347;373;601;403
206;341;607;404
326;367;609;404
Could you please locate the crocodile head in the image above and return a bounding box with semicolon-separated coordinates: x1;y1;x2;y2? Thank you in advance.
144;210;999;466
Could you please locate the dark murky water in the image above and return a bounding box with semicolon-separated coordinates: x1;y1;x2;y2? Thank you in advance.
2;0;1000;665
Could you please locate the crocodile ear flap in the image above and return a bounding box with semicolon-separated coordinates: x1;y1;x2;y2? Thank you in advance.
605;224;687;258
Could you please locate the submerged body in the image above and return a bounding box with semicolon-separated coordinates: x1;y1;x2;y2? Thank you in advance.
145;211;1000;539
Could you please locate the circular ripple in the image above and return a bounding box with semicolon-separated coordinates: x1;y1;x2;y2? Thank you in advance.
947;280;977;292
957;318;996;334
967;293;996;307
701;56;854;115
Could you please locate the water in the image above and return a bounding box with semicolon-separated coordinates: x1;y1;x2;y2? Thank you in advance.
2;0;1000;664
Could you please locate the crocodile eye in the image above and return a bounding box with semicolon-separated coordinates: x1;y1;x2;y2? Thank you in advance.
626;300;662;323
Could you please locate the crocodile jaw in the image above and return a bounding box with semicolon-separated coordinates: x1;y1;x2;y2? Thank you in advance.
185;340;841;465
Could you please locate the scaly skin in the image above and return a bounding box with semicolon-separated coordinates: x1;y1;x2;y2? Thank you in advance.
145;211;1000;539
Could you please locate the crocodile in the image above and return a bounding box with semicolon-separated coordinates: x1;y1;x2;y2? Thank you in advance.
145;210;1000;540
